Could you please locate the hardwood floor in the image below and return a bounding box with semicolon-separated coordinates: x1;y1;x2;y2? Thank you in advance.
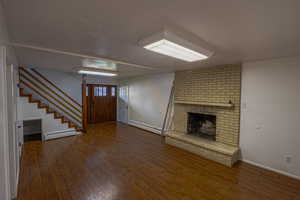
17;122;300;200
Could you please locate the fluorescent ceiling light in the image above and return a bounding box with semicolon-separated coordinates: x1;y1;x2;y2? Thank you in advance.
141;30;213;62
78;70;117;77
144;39;208;62
82;59;117;71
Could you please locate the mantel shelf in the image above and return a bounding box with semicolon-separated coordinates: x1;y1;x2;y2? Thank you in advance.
174;100;233;108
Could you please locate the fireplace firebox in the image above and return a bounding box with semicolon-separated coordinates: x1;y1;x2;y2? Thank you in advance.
187;113;216;141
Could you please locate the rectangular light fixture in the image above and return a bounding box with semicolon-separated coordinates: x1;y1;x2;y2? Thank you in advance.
78;70;117;77
82;58;117;71
144;39;208;62
141;30;213;62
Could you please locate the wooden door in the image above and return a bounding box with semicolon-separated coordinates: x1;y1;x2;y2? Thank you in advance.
88;84;117;123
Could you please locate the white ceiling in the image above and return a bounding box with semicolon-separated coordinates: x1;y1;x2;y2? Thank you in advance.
3;0;300;77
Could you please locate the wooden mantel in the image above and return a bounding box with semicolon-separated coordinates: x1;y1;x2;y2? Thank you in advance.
174;100;233;108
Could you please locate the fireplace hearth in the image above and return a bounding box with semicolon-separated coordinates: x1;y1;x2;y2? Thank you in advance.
187;113;216;141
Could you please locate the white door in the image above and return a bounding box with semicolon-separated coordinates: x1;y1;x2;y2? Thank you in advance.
118;86;129;124
7;64;19;198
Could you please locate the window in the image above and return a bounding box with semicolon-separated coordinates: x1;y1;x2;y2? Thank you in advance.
94;86;107;96
103;87;107;96
119;86;128;102
94;87;99;96
119;88;123;97
111;87;116;96
86;86;89;96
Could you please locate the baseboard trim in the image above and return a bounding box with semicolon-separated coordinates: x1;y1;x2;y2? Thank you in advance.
15;145;23;200
12;169;20;200
128;120;161;135
45;129;81;140
242;159;300;180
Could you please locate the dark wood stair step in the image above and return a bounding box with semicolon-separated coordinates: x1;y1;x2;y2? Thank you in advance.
20;93;32;97
46;109;55;114
19;87;81;133
54;116;64;120
62;119;69;123
54;113;64;119
69;124;76;128
29;98;40;103
19;88;32;97
38;103;48;109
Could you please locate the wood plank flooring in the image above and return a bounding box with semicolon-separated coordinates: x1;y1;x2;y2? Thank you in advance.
17;122;300;200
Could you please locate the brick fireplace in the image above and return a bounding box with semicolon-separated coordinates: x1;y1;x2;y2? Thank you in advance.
165;65;241;167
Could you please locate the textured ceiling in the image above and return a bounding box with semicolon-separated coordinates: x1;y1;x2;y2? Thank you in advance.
3;0;300;77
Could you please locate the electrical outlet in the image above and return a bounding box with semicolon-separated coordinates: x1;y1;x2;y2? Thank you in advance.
285;155;292;164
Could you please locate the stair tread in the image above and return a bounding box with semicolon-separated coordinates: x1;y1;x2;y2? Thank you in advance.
19;88;31;97
38;104;47;108
20;94;31;97
55;116;64;119
30;99;40;103
19;86;81;133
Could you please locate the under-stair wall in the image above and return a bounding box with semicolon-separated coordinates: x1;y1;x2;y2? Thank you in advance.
18;96;79;140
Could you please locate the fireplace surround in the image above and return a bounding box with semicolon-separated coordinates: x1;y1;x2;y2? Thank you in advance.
165;65;241;167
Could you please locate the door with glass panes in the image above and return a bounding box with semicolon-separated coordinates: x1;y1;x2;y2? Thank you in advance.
87;84;117;123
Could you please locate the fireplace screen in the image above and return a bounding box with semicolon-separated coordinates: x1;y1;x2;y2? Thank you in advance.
187;113;216;141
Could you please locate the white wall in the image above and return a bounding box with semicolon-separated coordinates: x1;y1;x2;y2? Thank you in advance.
86;75;118;85
240;57;300;178
36;68;83;103
119;73;174;134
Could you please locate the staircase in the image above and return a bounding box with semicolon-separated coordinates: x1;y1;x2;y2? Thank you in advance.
19;88;81;131
18;67;83;135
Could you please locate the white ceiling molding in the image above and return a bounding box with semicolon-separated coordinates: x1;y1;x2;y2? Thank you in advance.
9;42;157;70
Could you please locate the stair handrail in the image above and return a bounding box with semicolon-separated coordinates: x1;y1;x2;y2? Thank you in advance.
24;67;82;107
19;68;81;114
20;79;82;124
19;73;81;120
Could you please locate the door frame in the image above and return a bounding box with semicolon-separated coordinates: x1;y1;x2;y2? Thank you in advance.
0;46;11;200
7;64;18;198
81;78;87;132
117;85;129;124
82;83;117;125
